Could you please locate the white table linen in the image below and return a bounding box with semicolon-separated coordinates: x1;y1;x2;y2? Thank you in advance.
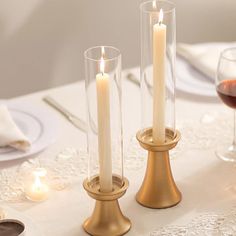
1;68;235;236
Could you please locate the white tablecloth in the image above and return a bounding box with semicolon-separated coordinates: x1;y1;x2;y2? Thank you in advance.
1;68;236;236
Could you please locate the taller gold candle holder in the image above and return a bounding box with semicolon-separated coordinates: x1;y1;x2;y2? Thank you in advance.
136;127;181;209
139;0;180;209
83;175;131;236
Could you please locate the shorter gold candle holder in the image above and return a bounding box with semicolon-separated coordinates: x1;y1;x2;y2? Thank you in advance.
136;127;181;209
83;175;131;236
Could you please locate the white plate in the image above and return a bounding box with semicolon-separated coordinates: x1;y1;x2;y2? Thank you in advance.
2;205;44;236
0;102;57;161
176;55;217;97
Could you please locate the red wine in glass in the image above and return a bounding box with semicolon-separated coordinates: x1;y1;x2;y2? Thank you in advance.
217;79;236;109
216;48;236;162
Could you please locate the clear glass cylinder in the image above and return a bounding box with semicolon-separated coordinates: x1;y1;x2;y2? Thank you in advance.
84;46;123;192
140;0;176;143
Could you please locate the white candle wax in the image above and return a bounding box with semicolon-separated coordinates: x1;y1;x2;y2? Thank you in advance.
96;58;112;192
153;9;166;144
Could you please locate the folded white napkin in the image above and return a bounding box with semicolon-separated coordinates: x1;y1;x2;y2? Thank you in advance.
0;105;30;151
177;42;236;80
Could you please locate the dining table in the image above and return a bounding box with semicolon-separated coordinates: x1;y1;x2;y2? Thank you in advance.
1;63;236;236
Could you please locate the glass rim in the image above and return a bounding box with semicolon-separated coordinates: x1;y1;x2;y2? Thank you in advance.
140;0;175;14
220;47;236;62
84;45;121;62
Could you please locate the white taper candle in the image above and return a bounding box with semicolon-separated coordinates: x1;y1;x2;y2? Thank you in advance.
153;9;166;144
96;51;113;192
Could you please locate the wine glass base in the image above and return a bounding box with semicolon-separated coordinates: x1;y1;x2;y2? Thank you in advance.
216;145;236;162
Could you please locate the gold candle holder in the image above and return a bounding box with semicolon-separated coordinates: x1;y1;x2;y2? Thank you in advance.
83;175;131;236
136;127;181;209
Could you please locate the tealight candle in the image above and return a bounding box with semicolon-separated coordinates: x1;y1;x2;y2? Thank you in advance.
25;168;49;202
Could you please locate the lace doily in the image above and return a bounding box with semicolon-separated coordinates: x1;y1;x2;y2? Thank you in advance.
179;112;232;151
0;111;233;202
150;207;236;235
125;111;232;170
0;148;88;202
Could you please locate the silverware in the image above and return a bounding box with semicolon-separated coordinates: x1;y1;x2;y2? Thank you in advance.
43;96;88;133
126;73;140;86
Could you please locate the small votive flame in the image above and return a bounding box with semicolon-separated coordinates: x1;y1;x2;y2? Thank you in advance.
25;168;49;202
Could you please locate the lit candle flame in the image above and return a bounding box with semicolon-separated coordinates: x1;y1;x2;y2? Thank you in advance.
100;47;105;74
32;168;46;191
159;8;163;24
152;0;156;9
33;175;42;191
101;46;105;57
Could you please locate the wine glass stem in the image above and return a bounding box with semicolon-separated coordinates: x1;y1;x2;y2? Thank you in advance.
233;110;236;150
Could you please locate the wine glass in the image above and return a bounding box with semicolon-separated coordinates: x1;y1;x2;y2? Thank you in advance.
216;47;236;162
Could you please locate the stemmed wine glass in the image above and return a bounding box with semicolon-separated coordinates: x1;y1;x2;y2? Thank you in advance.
216;47;236;162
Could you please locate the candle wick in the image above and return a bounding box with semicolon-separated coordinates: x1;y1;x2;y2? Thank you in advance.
159;20;162;26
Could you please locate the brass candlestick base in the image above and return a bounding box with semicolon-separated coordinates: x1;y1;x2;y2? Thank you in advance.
136;128;181;209
83;175;131;236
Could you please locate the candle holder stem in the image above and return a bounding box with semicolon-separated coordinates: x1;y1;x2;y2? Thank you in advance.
83;175;131;236
84;199;129;236
136;128;181;209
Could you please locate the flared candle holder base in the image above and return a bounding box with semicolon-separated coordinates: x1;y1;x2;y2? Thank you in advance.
136;127;181;209
83;175;131;236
